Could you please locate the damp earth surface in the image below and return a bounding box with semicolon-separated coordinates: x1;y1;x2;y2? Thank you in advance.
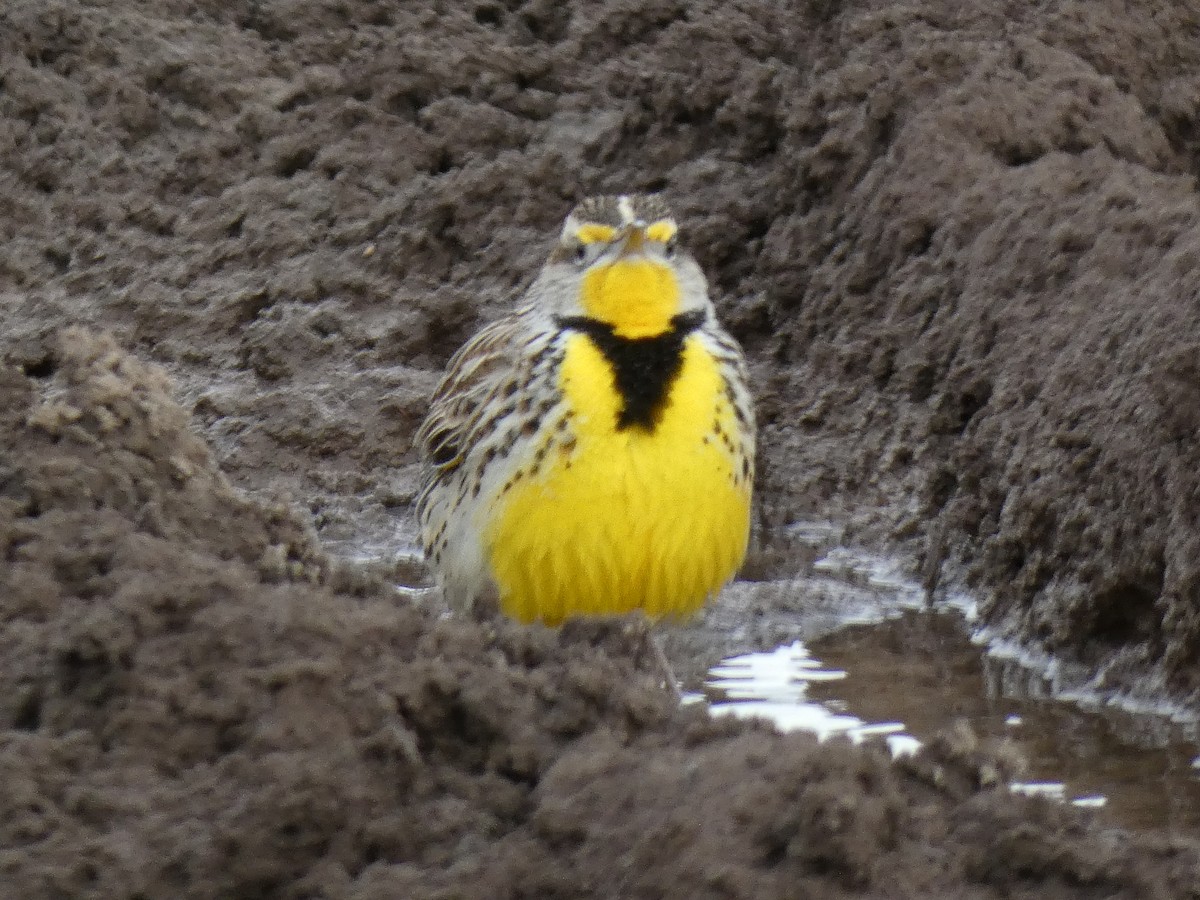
4;0;1200;897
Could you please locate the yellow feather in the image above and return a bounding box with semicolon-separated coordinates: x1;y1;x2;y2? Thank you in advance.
484;333;751;624
581;259;681;338
576;224;617;244
645;220;677;242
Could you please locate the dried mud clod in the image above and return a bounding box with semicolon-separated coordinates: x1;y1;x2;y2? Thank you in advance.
5;0;1200;895
12;328;327;584
4;0;1200;698
900;719;1029;800
2;327;1197;896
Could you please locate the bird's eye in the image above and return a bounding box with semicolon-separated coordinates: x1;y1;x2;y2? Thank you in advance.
663;237;679;259
572;244;589;265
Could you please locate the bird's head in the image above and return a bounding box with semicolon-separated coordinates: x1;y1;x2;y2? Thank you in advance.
532;194;712;338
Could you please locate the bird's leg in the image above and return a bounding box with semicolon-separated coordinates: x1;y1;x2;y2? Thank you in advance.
646;630;682;702
622;615;681;702
557;614;682;702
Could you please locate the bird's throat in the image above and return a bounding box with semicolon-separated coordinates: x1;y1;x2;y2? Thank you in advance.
580;258;681;339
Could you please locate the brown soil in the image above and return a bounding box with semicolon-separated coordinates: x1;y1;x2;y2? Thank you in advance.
4;0;1200;896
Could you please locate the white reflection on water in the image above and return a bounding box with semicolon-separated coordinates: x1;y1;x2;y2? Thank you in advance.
701;640;919;757
696;535;1200;816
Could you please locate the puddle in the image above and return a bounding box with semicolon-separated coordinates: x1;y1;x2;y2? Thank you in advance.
692;533;1200;834
366;519;1200;834
695;641;921;760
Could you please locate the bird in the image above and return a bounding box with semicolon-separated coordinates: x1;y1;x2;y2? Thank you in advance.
415;194;755;627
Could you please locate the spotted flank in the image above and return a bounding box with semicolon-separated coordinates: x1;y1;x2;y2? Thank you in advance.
416;194;755;624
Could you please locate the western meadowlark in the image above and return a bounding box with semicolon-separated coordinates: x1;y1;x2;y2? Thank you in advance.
415;194;755;625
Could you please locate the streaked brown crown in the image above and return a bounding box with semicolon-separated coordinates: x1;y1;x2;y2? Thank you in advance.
568;194;675;228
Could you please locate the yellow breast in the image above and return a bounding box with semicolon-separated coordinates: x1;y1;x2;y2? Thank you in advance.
483;332;751;624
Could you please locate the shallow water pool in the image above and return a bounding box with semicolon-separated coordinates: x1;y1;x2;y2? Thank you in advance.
676;532;1200;834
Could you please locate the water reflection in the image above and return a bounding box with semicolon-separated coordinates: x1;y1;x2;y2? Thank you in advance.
701;640;919;757
697;538;1200;834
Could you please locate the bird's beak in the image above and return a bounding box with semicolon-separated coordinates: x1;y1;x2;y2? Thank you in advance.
616;222;648;257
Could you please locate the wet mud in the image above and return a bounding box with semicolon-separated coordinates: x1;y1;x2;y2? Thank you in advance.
5;0;1200;895
805;609;1200;833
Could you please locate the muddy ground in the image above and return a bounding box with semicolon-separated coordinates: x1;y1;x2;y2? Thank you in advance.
4;0;1200;896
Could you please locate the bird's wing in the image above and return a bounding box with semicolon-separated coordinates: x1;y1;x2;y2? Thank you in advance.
415;304;550;509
